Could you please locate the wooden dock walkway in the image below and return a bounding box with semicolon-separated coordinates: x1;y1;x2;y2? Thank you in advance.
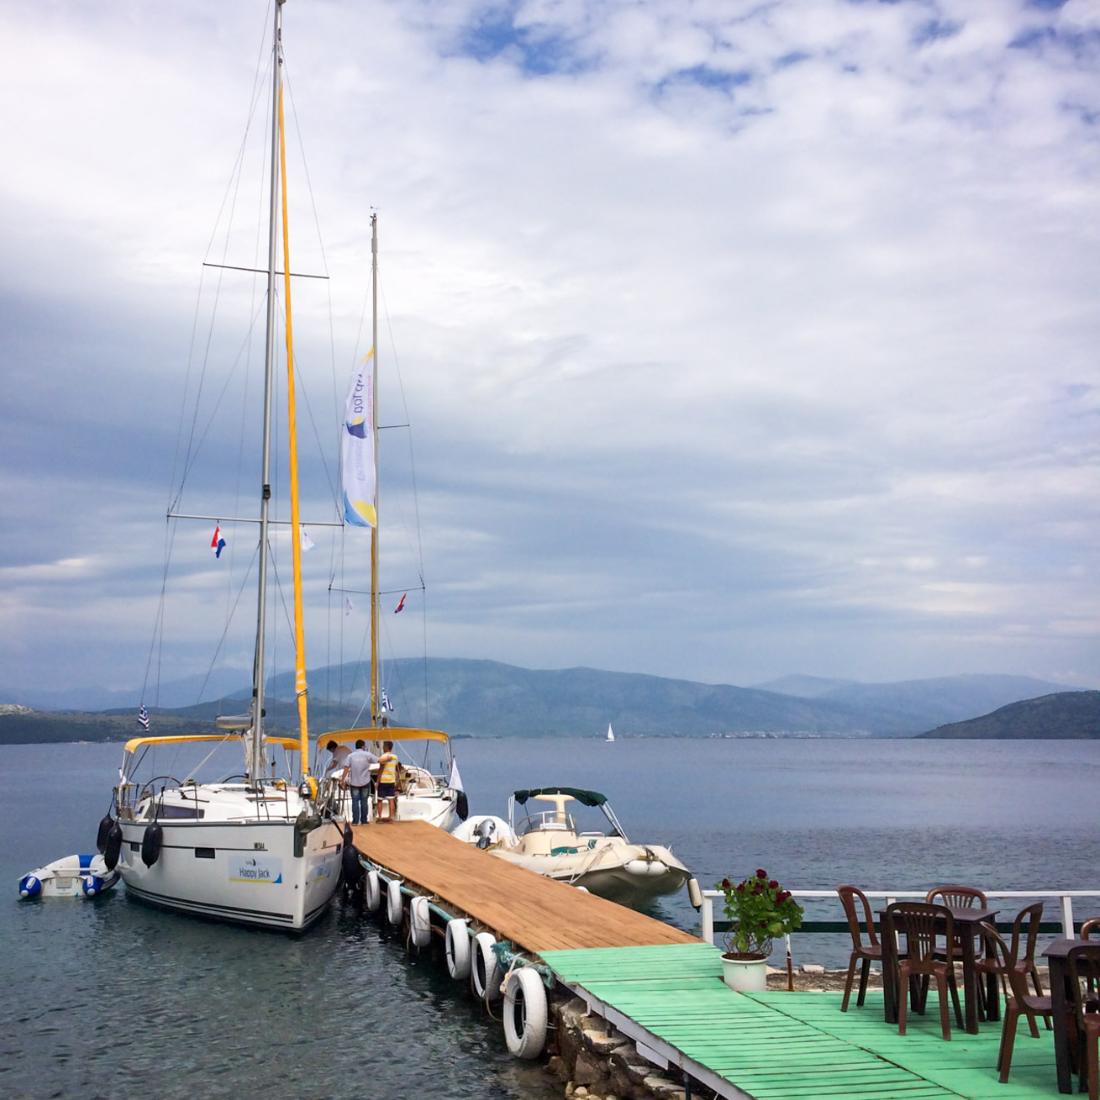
348;820;697;951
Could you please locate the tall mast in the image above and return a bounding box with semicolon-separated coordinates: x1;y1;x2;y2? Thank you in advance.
369;213;381;724
248;0;286;781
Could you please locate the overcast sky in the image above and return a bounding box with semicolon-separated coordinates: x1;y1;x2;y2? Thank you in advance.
2;0;1099;704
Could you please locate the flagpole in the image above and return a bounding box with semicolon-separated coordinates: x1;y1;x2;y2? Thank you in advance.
369;212;381;726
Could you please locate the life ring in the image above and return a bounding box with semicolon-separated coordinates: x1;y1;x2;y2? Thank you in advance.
103;822;123;871
445;919;471;979
386;878;404;926
502;967;548;1059
470;931;502;1002
364;870;381;912
141;824;163;868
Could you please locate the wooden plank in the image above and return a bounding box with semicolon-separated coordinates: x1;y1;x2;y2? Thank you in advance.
349;821;698;952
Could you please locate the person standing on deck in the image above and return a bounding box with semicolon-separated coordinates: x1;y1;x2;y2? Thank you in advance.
325;740;351;778
343;739;379;825
375;741;400;823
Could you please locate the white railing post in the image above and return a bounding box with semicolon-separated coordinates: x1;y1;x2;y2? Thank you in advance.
701;893;714;945
1062;894;1075;937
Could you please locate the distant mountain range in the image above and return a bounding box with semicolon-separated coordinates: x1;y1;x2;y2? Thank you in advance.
919;691;1100;739
0;659;1082;744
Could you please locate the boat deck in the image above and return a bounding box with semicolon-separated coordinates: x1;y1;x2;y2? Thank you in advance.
347;820;697;951
545;943;1060;1100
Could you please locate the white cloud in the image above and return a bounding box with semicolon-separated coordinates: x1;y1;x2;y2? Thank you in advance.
1;0;1098;696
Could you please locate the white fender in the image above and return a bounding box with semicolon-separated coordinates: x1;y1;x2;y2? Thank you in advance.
625;858;666;877
503;968;548;1059
364;870;381;912
386;878;404;926
409;896;431;947
445;919;471;979
470;931;502;1002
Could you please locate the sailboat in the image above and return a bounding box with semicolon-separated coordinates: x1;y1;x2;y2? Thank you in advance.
606;723;616;743
99;0;344;931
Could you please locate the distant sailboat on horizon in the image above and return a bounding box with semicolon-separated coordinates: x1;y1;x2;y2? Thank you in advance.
606;723;616;743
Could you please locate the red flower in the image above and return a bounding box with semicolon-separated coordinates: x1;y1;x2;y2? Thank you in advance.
721;878;732;891
769;880;779;889
756;868;767;879
736;883;745;893
777;891;790;904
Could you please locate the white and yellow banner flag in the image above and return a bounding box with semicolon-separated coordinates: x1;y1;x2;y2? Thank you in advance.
341;351;377;527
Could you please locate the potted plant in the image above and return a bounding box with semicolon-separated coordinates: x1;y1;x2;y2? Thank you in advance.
716;869;804;992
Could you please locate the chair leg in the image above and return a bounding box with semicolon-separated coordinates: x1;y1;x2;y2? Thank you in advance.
917;974;929;1013
898;964;909;1036
999;1004;1019;1083
1029;965;1051;1030
841;954;858;1012
1025;1007;1040;1040
936;971;951;1040
1089;1033;1098;1100
857;957;871;1007
947;968;963;1030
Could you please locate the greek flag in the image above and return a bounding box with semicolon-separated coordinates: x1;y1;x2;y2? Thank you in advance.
137;705;150;731
380;688;394;714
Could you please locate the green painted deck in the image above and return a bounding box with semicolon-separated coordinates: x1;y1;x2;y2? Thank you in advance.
538;943;1062;1100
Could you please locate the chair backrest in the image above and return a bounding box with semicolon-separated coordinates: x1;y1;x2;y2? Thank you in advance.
1066;944;1100;1023
887;901;953;966
1008;902;1044;966
981;921;1035;1006
926;884;987;909
837;884;879;949
1080;918;1100;941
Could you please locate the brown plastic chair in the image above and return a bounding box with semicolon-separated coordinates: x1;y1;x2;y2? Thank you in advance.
837;885;882;1011
927;884;990;1017
1081;918;1100;940
1067;944;1100;1100
886;901;963;1039
981;921;1055;1082
976;902;1046;1031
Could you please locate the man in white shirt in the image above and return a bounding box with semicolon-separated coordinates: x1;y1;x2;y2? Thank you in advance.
324;740;352;778
342;739;379;825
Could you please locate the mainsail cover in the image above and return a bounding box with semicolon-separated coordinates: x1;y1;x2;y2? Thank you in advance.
341;350;377;527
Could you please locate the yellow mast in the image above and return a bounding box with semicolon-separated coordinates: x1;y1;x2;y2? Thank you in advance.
277;80;311;779
369;214;380;726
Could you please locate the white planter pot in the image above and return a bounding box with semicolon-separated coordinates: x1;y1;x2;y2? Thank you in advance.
721;954;768;992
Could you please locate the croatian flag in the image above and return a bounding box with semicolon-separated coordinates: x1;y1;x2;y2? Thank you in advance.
394;592;407;614
137;705;150;731
211;526;226;559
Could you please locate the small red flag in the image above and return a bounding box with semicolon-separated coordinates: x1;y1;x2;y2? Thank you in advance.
394;592;407;614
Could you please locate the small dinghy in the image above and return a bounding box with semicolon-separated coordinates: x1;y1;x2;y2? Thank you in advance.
18;854;120;899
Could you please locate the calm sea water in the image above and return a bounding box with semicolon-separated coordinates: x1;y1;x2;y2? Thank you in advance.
3;737;1099;1098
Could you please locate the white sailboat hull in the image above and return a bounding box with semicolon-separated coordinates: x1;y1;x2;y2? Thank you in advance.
117;817;343;931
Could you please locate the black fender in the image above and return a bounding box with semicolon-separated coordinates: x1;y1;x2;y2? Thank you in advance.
455;790;469;821
103;822;123;871
141;823;163;867
96;814;115;854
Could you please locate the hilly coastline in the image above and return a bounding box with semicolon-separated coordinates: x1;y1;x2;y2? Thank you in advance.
919;691;1100;739
0;660;1079;744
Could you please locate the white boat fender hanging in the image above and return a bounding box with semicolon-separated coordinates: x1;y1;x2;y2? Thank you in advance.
141;824;163;868
364;869;382;912
624;858;666;877
687;877;704;909
103;822;123;871
409;896;431;947
470;931;502;1002
502;968;549;1059
445;918;471;979
386;878;404;926
96;814;115;854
